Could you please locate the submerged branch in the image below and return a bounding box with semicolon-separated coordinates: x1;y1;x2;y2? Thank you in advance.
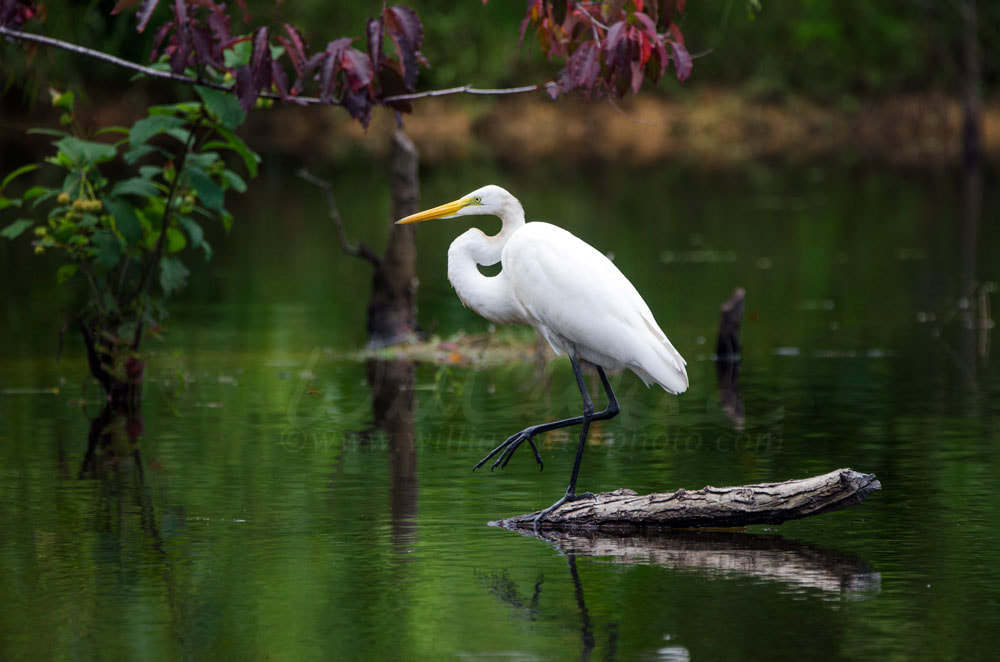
493;468;881;531
297;169;381;266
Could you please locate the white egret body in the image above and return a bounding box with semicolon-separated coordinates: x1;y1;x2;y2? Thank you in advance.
397;185;687;521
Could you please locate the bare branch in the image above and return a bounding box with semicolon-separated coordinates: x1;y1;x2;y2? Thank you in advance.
296;169;381;266
0;26;549;107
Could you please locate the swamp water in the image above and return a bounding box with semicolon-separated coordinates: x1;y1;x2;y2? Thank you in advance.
1;161;998;659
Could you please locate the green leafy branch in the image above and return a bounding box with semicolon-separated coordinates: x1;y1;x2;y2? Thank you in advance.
0;86;258;394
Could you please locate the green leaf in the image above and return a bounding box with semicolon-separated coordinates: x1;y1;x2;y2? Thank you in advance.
30;189;58;210
1;164;39;191
56;264;78;284
221;169;247;193
195;86;246;130
111;177;160;199
148;101;199;117
166;226;187;253
95;126;129;137
0;197;22;211
22;185;48;201
50;89;74;110
104;197;143;246
177;215;211;259
164;128;192;144
129;115;186;147
0;219;33;239
205;126;259;177
123;144;163;165
159;256;189;295
55;137;117;167
139;165;162;181
187;167;224;211
223;40;253;68
92;230;123;270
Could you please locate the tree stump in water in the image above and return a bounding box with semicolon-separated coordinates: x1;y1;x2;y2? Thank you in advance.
492;468;880;531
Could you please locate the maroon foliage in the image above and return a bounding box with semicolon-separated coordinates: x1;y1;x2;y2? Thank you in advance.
520;0;693;97
0;0;37;29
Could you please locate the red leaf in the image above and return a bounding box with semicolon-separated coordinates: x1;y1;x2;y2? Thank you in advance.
630;58;643;94
150;20;172;60
136;0;160;32
234;65;255;111
326;37;352;61
341;87;372;129
378;62;413;113
383;5;423;51
366;17;383;67
383;5;424;90
668;21;684;46
319;52;338;104
604;21;627;68
633;11;657;37
251;26;271;90
172;0;187;25
650;38;668;81
271;60;289;101
670;41;692;81
207;9;230;45
283;23;307;65
639;32;652;66
341;48;373;91
191;26;218;67
566;40;600;91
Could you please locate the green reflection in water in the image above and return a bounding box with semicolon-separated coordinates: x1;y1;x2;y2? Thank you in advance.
0;161;998;659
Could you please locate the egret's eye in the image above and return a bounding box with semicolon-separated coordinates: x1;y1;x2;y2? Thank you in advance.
474;196;482;204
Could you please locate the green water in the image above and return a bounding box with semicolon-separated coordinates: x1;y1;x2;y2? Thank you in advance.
1;160;998;660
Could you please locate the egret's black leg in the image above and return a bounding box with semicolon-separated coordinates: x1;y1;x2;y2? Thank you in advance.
472;361;619;473
533;356;614;528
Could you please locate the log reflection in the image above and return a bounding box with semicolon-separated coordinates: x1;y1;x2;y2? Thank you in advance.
503;526;881;599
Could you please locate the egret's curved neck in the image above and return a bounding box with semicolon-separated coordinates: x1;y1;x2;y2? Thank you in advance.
446;200;526;324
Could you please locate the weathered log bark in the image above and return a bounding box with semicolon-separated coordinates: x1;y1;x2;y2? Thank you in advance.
493;468;880;531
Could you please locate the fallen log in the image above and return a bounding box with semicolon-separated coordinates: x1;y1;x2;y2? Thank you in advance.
492;468;880;531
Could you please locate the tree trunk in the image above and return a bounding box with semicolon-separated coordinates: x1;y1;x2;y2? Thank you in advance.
367;130;421;347
493;468;880;531
959;0;981;168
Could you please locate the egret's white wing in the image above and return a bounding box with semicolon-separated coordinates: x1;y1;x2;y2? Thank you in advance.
503;222;688;394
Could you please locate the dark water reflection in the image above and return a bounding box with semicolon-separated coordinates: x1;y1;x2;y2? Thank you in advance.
1;162;998;659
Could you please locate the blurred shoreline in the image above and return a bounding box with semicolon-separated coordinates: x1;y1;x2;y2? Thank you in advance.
250;88;1000;168
2;88;997;169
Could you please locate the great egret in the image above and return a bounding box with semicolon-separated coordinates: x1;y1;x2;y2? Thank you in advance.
396;185;687;521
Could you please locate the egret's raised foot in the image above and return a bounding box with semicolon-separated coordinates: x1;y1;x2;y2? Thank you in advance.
472;429;544;473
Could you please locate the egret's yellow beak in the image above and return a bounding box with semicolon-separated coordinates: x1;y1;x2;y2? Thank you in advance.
395;197;473;224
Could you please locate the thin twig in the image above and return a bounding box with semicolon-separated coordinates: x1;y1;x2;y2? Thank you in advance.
129;119;199;349
606;96;658;126
296;168;381;266
1;26;548;105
